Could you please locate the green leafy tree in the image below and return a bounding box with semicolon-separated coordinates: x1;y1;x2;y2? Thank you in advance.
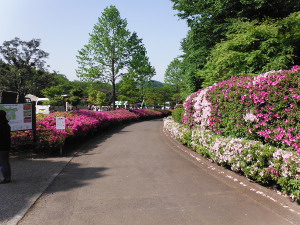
68;96;81;107
53;73;71;85
171;0;300;93
77;5;131;110
144;85;173;108
148;80;164;88
67;87;85;107
42;85;65;99
87;82;112;105
88;89;106;106
70;87;84;98
41;85;65;106
172;0;300;25
144;86;161;108
164;57;185;103
96;91;106;106
117;76;139;103
127;32;155;101
41;74;76;106
159;85;173;109
200;13;300;86
0;37;53;96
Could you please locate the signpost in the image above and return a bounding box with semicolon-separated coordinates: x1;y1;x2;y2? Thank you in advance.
56;117;66;130
56;116;66;155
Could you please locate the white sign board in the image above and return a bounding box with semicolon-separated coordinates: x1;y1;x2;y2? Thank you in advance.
56;117;66;130
0;103;32;131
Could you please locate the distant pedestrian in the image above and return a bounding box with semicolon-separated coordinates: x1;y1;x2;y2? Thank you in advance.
0;110;11;184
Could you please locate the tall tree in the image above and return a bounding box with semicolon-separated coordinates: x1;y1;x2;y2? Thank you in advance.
127;32;155;101
171;0;300;92
0;37;51;97
164;57;184;93
159;85;173;109
77;5;131;110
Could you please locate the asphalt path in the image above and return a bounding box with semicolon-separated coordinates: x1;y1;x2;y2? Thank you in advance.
12;119;300;224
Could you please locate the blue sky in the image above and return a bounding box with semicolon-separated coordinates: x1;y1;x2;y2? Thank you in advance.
0;0;189;82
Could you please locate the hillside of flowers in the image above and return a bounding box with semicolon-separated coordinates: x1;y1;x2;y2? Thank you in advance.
164;66;300;201
11;109;171;152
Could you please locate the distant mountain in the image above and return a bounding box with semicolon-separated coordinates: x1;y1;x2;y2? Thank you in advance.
149;80;164;88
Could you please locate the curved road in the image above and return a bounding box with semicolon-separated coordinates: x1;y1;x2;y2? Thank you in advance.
19;119;300;225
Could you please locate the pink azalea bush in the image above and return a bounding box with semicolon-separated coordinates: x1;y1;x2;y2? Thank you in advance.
129;109;170;119
183;66;300;153
11;109;171;151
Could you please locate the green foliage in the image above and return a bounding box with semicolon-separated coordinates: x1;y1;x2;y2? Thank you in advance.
172;0;300;23
171;0;300;95
199;13;300;86
68;96;81;106
96;91;106;106
77;5;153;109
160;85;174;108
42;85;65;99
88;89;106;106
127;32;155;98
117;76;139;103
171;93;183;105
0;37;54;96
172;107;184;123
164;57;184;93
70;87;84;98
149;80;164;88
179;30;207;94
48;96;64;106
144;86;162;107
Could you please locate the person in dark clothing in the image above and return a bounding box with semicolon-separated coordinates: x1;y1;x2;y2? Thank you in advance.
0;110;11;184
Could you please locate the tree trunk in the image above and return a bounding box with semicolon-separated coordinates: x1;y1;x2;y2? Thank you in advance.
112;79;116;110
112;60;116;110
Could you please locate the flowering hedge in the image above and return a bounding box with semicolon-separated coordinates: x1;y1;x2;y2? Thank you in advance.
183;66;300;153
164;117;300;201
166;66;300;201
129;109;170;119
11;109;171;151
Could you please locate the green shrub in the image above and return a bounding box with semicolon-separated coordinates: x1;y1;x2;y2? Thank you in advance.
172;107;184;123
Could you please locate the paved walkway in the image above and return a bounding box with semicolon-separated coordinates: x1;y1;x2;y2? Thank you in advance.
1;119;300;225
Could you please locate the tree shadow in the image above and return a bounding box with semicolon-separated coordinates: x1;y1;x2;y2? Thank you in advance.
0;121;137;224
1;118;167;223
0;160;108;223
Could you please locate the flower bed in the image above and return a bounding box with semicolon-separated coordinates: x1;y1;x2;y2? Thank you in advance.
11;109;171;152
164;117;300;201
129;108;172;119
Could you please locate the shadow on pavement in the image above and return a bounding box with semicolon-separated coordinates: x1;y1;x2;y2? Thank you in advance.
0;159;108;224
1;119;165;224
0;122;134;224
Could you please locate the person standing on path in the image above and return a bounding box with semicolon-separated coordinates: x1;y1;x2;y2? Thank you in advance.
0;110;11;184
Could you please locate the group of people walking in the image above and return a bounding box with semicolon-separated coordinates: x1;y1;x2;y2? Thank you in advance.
0;110;11;184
